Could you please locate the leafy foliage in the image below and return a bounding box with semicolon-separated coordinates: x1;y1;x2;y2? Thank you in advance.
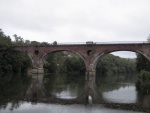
96;54;136;75
0;29;11;46
0;29;32;76
43;73;85;96
136;53;150;72
44;52;86;73
135;37;150;95
0;75;31;107
136;70;150;95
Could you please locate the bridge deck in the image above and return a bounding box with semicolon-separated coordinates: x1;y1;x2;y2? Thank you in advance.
12;41;149;47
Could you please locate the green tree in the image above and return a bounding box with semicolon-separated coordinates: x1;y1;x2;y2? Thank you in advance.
136;36;150;72
13;34;24;45
24;40;31;45
31;41;40;46
0;29;11;46
40;42;50;46
0;29;32;76
96;54;136;75
136;70;150;95
52;41;57;45
136;54;150;72
44;52;85;73
44;56;57;73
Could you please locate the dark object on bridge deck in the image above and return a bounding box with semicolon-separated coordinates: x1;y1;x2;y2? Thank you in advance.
86;41;94;46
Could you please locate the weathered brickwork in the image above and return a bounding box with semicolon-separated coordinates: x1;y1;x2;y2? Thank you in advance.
12;43;150;74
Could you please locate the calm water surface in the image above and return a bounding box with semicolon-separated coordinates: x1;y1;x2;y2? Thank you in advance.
0;73;149;113
0;102;144;113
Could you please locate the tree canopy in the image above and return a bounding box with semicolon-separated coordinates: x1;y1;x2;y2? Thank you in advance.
0;29;32;76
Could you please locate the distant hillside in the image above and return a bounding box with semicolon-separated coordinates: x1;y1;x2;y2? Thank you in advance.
96;54;136;75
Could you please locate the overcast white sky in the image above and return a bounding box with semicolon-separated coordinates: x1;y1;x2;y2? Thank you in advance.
1;0;150;58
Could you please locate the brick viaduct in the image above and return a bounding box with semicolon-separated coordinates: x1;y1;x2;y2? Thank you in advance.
12;42;150;77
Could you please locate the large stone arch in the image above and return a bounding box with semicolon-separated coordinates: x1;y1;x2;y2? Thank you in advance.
93;49;150;71
41;50;86;72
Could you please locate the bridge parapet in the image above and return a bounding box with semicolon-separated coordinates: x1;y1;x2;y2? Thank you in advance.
53;41;149;45
11;41;149;47
54;41;150;45
96;41;149;45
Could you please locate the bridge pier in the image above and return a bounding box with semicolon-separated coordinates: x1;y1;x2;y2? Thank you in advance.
85;71;96;97
28;68;44;74
85;69;103;103
25;73;46;100
85;69;96;89
28;56;45;74
85;70;96;81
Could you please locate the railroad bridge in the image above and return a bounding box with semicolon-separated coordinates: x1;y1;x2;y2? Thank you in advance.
12;41;150;77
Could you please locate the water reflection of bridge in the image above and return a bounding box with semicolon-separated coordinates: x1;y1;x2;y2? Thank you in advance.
25;74;150;112
25;73;102;104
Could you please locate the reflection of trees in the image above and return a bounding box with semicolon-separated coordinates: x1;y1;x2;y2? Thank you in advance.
0;74;31;110
43;73;103;104
136;71;150;109
136;92;150;109
136;71;150;95
96;73;150;111
24;72;150;111
43;73;85;97
96;74;136;92
1;73;149;111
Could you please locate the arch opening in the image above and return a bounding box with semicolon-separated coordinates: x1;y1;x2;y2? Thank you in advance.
94;50;150;71
42;50;86;74
95;51;137;76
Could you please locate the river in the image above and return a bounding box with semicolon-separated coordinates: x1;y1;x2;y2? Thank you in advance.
0;73;149;113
